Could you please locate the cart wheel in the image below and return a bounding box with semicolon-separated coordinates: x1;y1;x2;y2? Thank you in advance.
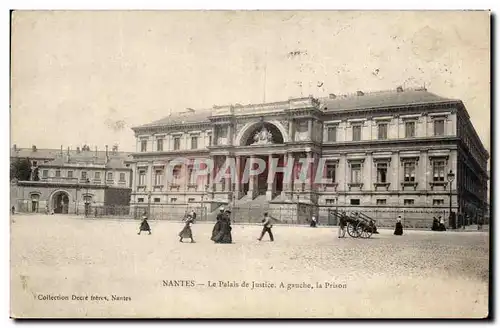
346;223;356;238
347;222;361;238
358;222;373;239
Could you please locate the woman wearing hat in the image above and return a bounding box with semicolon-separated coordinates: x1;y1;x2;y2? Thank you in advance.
212;209;233;244
178;214;196;243
138;215;151;235
394;216;403;235
211;207;225;242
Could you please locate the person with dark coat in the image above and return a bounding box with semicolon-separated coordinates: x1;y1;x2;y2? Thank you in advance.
138;215;151;235
394;216;403;235
438;217;447;231
258;212;274;241
179;215;195;243
432;217;439;231
211;208;225;242
212;210;233;244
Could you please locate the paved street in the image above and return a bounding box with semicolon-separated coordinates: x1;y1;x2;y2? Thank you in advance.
10;214;489;318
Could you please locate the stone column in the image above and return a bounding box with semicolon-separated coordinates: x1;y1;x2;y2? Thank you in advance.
421;150;428;192
227;124;233;146
247;155;255;198
366;152;373;190
288;119;294;142
211;126;216;146
308;119;313;141
148;163;153;192
224;156;231;193
266;154;274;201
235;156;241;199
282;153;292;197
305;152;312;191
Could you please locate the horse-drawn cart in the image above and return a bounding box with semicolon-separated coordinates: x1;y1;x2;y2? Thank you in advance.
330;210;378;239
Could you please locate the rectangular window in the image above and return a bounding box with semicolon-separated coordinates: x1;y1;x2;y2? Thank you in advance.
42;170;48;178
94;172;101;180
174;137;181;150
191;136;198;149
138;170;146;186
405;121;416;138
350;199;360;206
326;164;336;182
154;170;163;186
81;171;87;179
327;126;337;142
67;171;73;178
376;163;388;183
376;199;387;205
119;172;126;182
434;119;445;136
156;138;164;151
352;125;362;141
325;199;336;205
433;199;445;206
32;161;38;166
141;140;147;152
404;199;415;206
378;123;388;140
351;164;361;183
433;160;446;182
170;198;177;203
107;172;113;180
404;162;416;182
188;198;195;203
208;135;212;147
138;198;144;203
173;165;181;181
55;170;61;177
154;198;161;203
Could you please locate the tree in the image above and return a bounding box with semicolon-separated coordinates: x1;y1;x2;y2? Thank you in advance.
10;158;32;181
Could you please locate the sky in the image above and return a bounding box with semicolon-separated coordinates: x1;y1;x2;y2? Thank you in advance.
10;11;490;153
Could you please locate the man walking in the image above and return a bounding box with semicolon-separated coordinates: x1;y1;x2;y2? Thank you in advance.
258;212;274;242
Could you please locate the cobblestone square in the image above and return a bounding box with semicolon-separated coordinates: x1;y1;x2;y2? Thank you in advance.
11;214;489;318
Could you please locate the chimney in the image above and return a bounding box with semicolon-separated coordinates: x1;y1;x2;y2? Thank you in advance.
105;145;109;163
95;146;98;159
329;93;336;99
67;147;70;163
112;144;118;154
32;145;37;152
12;144;17;151
76;146;81;153
396;86;404;93
356;91;364;96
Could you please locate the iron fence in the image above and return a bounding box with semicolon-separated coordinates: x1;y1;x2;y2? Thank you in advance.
75;203;478;229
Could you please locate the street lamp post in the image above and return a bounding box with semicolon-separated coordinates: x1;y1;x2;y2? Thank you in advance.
447;169;455;228
200;184;209;221
84;178;90;217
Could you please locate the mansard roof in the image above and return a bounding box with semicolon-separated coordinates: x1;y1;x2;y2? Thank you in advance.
319;89;458;112
134;88;459;129
137;109;212;129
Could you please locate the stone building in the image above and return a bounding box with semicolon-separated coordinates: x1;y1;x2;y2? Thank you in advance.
10;145;133;214
129;87;489;226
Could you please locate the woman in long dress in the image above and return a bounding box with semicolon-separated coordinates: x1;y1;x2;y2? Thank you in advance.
179;215;195;243
394;216;403;235
138;216;151;235
211;208;225;242
212;210;233;244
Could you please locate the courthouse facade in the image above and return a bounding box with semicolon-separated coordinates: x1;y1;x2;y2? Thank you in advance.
129;87;489;223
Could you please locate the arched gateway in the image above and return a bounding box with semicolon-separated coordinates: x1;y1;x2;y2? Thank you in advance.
49;190;70;214
232;121;287;200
